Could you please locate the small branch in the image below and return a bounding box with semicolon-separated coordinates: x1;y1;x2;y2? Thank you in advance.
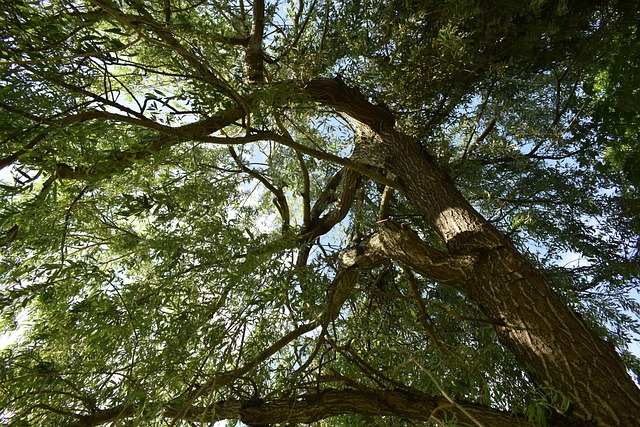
187;320;321;399
459;87;494;163
297;167;360;241
474;117;496;146
269;0;317;64
228;146;291;232
0;35;142;65
22;63;147;120
0;131;48;170
0;225;20;247
0;101;53;123
60;186;90;264
411;359;487;427
297;239;388;375
297;151;311;227
342;344;416;392
309;168;343;220
377;185;394;221
88;0;246;108
261;132;397;188
403;267;447;354
274;113;311;227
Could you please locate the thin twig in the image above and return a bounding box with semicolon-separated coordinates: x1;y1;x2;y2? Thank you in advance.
410;358;487;427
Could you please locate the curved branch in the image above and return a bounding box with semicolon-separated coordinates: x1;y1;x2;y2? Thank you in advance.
228;146;290;232
297;167;360;242
274;113;311;227
88;0;243;105
375;220;477;285
301;77;396;133
70;389;541;427
309;168;344;219
295;168;344;268
54;105;246;180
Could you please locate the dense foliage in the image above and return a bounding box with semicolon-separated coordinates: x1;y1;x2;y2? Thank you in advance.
1;0;639;426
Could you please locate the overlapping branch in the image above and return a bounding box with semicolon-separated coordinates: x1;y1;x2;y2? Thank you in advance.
181;235;385;399
88;0;243;105
228;146;291;232
374;219;478;286
298;75;640;425
68;388;537;427
51;106;245;179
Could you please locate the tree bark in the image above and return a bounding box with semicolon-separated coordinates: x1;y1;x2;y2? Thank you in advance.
71;389;548;427
29;77;640;426
303;77;640;426
171;389;535;426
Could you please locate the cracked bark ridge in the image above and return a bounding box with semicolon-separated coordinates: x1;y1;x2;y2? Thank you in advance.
73;389;561;427
301;78;640;425
375;219;477;285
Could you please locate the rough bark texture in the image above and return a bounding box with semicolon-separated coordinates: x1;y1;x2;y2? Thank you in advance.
33;77;640;427
304;77;640;426
177;389;531;426
71;389;546;427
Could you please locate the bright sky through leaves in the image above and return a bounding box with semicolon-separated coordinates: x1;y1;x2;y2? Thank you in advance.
1;1;640;426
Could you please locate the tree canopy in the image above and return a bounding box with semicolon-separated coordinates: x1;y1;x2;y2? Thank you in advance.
1;0;640;426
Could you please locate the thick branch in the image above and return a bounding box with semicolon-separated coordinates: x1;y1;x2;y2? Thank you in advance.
54;105;245;180
302;77;396;133
246;0;265;82
374;220;477;285
71;389;551;427
302;77;640;425
176;389;528;426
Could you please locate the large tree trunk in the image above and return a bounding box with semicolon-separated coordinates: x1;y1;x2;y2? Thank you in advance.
304;78;640;426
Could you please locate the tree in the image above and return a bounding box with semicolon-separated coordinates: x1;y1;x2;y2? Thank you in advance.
1;0;639;425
